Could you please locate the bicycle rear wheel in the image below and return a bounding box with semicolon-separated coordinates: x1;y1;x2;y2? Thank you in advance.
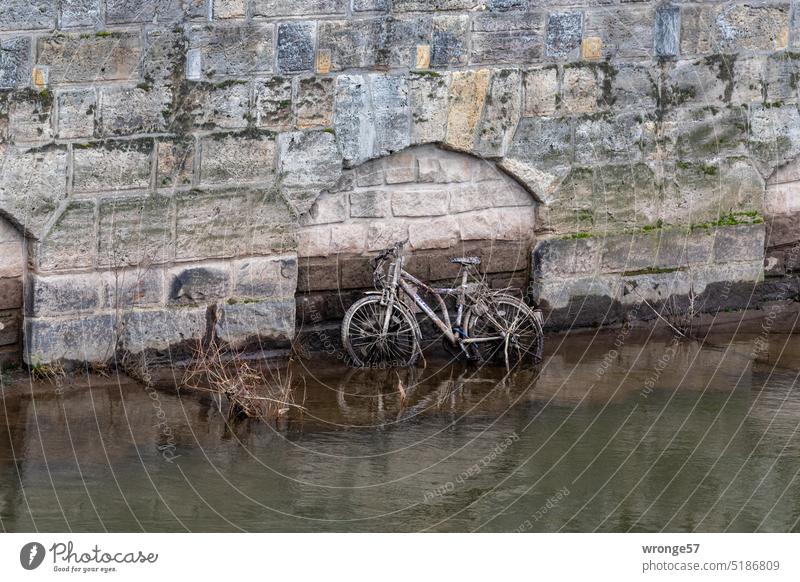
465;295;544;367
342;296;421;367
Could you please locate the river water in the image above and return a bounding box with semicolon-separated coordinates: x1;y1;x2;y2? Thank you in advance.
1;328;799;532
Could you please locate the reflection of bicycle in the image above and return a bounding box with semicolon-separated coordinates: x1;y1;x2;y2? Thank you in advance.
341;241;544;368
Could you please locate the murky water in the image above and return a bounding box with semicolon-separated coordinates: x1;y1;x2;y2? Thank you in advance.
2;327;800;532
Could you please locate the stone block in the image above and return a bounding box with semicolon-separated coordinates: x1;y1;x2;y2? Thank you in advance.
184;81;250;130
200;132;276;185
36;201;95;272
353;0;390;11
664;106;748;162
591;163;657;229
0;0;55;30
0;37;31;89
366;221;409;251
73;140;153;193
431;15;469;67
98;85;171;137
297;227;331;257
175;189;251;259
546;12;582;58
157;139;195;188
409;72;450;144
409;216;459;250
252;0;345;17
394;0;478;9
417;151;472;183
562;65;603;114
470;13;543;65
214;0;246;19
278;130;343;215
663;58;728;108
100;268;164;309
168;263;231;304
749;103;800;175
445;69;490;151
317;19;382;71
459;207;534;241
487;0;525;11
8;92;54;144
333;75;372;165
370;74;411;157
143;29;184;83
277;22;316;74
301;193;347;225
253;77;293;130
532;237;602;278
574;114;643;165
338;256;372;289
523;67;558;116
654;4;679;57
392;190;449;217
0;311;20;347
233;255;297;299
296;76;335;128
0;145;68;239
97;194;173;267
120;307;207;354
610;63;657;110
25;314;116;365
762;53;800;103
37;33;141;83
216;298;295;347
249;189;296;255
713;224;766;264
57;89;96;139
715;3;789;52
0;279;23;311
28;273;100;317
350;190;389;218
384;152;416;184
330;223;369;254
507;116;572;172
449;180;530;213
474;69;522;158
105;0;184;24
187;23;274;78
584;6;654;59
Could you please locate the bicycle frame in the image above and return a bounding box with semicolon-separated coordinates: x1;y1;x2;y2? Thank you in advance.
378;254;504;347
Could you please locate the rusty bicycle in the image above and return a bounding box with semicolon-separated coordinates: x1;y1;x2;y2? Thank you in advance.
341;241;544;368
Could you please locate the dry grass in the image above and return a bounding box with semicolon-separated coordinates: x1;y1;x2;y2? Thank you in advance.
182;338;305;422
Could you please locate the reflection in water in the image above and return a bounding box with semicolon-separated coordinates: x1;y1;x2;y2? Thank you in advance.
1;330;800;532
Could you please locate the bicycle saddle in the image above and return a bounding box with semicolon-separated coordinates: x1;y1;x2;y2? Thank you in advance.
450;256;481;266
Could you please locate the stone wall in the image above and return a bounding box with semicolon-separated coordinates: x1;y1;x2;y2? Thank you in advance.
0;216;24;365
0;1;799;364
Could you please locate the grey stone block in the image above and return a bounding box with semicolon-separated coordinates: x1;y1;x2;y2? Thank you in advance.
120;307;207;354
350;190;389;218
488;0;526;11
36;201;96;272
168;264;231;304
370;74;410;157
507;117;573;171
333;75;372;165
105;0;183;24
278;130;343;215
98;85;171;137
97;194;173;268
277;22;315;74
0;145;68;239
533;237;602;278
37;33;141;83
200;132;277;184
253;77;293;130
0;37;31;89
394;0;479;11
215;298;295;347
574;114;643;165
474;69;521;158
0;0;55;30
749;103;800;175
25;314;116;365
584;6;654;59
713;224;766;264
142;29;185;84
431;15;469;67
187;23;274;78
57;89;96;139
175;188;251;260
184;81;250;130
655;5;680;57
353;0;390;11
296;76;335;128
8;92;54;143
60;0;102;28
156;139;195;188
28;273;100;317
301;192;347;225
252;0;345;17
471;13;543;65
546;12;582;58
73;140;153;193
409;72;449;144
100;268;165;309
233;255;298;299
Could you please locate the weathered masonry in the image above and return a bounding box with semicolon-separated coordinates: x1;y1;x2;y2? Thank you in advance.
1;0;800;365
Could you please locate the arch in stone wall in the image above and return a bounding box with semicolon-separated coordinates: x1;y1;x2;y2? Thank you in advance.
295;144;539;324
0;215;25;366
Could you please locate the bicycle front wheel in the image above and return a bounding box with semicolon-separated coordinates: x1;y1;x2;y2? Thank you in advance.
341;296;421;367
465;295;544;367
